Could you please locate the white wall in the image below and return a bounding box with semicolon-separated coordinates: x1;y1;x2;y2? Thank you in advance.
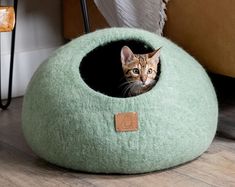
1;0;64;99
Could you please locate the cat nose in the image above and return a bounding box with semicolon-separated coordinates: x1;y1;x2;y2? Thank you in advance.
140;77;147;84
141;79;146;85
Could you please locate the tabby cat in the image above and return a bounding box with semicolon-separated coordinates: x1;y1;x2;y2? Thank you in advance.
120;46;161;96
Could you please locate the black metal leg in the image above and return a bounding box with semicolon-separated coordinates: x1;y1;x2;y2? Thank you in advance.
80;0;90;33
0;0;18;110
0;0;88;110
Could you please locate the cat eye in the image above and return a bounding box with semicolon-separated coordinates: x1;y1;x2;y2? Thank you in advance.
148;68;153;74
132;68;140;74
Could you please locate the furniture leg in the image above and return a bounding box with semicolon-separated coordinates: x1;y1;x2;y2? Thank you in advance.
0;0;18;110
80;0;90;33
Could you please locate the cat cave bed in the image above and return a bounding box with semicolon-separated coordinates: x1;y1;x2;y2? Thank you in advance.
22;28;218;174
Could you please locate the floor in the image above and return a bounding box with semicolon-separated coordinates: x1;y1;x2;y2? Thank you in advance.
0;75;235;187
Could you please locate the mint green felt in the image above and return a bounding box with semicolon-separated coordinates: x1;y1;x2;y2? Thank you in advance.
22;28;218;174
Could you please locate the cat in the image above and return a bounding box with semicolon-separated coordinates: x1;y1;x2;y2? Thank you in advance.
120;46;161;97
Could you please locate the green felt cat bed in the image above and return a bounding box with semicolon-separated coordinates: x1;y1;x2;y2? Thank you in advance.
22;28;218;174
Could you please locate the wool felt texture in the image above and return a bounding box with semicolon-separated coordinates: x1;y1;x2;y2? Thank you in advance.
22;28;218;174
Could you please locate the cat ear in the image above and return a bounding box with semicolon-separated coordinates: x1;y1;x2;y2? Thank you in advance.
121;46;134;65
149;47;161;64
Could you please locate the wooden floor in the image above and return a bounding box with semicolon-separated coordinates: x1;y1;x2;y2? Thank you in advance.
1;75;235;187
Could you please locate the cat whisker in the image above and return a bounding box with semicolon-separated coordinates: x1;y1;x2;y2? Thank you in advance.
123;84;133;96
127;82;140;96
119;80;135;88
123;82;137;96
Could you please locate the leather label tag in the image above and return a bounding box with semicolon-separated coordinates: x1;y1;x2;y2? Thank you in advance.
115;112;138;132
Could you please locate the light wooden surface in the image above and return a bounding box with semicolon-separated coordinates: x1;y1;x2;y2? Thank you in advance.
0;98;234;187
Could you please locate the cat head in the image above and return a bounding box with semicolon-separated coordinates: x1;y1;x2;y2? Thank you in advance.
120;46;161;95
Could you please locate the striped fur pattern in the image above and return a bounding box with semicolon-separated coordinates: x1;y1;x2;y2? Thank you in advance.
121;46;161;96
